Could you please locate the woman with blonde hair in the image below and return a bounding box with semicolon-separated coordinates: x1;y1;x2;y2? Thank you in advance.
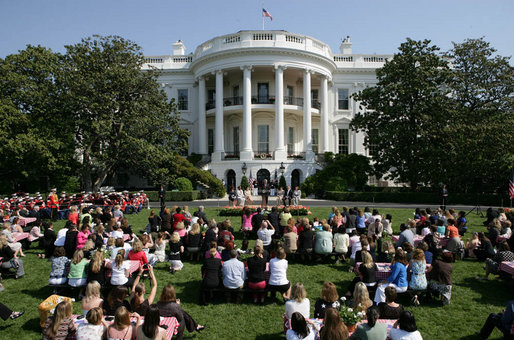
285;282;310;319
109;249;132;287
76;307;108;340
175;221;187;238
157;284;205;338
68;250;88;287
0;234;25;279
283;224;298;254
314;282;340;318
106;306;139;340
409;249;427;294
154;232;168;263
320;308;349;340
333;209;344;228
42;300;75;340
128;240;149;267
346;250;377;297
353;282;372;313
169;231;184;273
81;281;103;315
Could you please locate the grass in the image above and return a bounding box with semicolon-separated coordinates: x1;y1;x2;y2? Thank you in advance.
1;206;512;339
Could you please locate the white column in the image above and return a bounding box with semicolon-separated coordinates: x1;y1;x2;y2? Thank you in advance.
303;69;314;161
274;65;287;160
198;76;207;154
212;70;224;161
321;75;329;153
240;66;253;161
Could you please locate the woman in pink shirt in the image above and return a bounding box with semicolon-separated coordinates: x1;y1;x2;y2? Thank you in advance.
76;224;91;250
241;208;256;236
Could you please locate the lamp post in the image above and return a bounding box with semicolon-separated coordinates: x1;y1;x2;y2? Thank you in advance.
242;162;247;176
279;162;285;175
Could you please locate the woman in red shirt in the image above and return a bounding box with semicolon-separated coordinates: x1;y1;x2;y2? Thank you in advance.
128;240;149;267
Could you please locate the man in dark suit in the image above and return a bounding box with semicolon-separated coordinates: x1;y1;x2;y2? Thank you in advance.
158;184;166;210
260;179;269;208
284;186;293;206
268;206;280;238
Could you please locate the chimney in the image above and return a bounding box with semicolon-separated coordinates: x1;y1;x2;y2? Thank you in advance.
339;36;352;54
172;40;186;56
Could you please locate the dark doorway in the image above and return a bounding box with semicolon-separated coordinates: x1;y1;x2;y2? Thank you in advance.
291;169;301;189
257;169;271;188
226;169;236;192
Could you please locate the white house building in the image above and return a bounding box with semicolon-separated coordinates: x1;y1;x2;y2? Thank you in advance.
142;31;392;190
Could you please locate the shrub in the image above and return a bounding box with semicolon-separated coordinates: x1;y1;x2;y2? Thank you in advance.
174;177;193;191
240;176;249;190
279;175;287;189
186;153;203;166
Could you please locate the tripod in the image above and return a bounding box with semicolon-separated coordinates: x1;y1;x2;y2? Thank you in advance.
466;192;484;217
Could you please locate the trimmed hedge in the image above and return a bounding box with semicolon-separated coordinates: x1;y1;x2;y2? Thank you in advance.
325;191;507;207
145;191;199;202
219;205;310;216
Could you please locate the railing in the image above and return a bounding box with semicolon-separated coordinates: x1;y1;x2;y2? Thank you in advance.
284;96;304;106
223;35;241;44
333;54;391;67
286;35;303;44
287;152;306;160
222;151;240;160
311;99;320;109
144;57;164;63
253;33;273;40
172;56;192;63
251;95;275;104
223;97;243;106
334;56;353;62
363;56;385;63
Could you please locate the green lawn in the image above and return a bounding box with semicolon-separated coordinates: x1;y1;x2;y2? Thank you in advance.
1;206;512;339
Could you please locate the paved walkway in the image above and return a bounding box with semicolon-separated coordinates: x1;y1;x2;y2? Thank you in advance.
149;195;495;211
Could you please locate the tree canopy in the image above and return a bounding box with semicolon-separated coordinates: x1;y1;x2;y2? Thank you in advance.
351;37;513;193
0;36;223;195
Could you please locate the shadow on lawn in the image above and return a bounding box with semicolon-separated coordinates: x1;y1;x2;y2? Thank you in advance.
21;286;54;300
254;331;285;339
458;277;513;304
20;317;43;334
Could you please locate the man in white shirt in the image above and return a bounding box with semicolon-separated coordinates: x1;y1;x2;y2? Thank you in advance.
54;223;69;246
257;220;275;249
222;250;246;303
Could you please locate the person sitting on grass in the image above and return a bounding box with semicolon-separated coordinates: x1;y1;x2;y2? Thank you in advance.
200;248;223;305
81;281;103;316
222;249;246;303
48;247;69;285
42;300;76;340
67;249;88;288
378;286;404;320
169;231;184;274
314;224;333;258
409;249;427;293
389;311;423;340
374;249;408;304
285;282;310;320
426;252;453;305
109;249;133;287
106;306;139;340
0;299;23;321
87;250;106;286
104;286;131;316
286;312;316;340
157;284;205;339
477;300;514;340
320;307;349;340
346;250;377;297
76;307;108;340
313;281;340;319
477;241;514;280
247;245;267;304
475;232;495;262
417;241;433;264
352;282;373;314
1;222;25;258
130;265;158;317
349;306;387;340
136;305;166;340
128;240;149;267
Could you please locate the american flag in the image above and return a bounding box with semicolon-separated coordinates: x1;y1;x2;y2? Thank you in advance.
249;170;255;187
509;168;514;200
262;8;273;21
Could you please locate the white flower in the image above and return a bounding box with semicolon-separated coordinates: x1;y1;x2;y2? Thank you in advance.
340;296;347;301
348;308;353;312
358;303;362;307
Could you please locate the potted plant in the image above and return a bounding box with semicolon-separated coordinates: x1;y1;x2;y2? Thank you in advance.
339;301;364;333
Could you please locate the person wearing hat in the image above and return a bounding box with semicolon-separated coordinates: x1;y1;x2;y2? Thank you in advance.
47;189;59;221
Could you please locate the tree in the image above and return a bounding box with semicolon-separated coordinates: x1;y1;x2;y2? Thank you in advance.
279;175;287;190
240;176;249;190
351;39;452;189
301;154;371;196
0;46;77;192
60;35;189;191
444;38;514;193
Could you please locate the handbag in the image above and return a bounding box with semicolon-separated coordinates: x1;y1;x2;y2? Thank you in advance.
10;258;20;270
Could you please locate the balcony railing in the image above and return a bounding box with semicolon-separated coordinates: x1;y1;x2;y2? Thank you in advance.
284;96;304;106
312;99;320;109
251;95;275;104
223;97;243;106
222;151;240;160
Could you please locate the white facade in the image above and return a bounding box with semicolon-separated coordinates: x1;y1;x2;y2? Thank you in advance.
143;31;392;189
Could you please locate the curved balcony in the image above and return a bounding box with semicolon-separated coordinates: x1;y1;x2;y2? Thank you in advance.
206;96;320;112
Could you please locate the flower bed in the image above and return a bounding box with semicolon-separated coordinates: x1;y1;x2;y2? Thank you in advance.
219;205;310;216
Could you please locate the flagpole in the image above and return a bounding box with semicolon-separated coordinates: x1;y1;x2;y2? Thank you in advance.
262;3;264;30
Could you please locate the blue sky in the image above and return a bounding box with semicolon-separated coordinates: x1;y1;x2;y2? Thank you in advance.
1;0;513;58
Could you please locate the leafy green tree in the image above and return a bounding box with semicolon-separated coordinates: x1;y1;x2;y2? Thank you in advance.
351;39;452;189
60;35;189;191
279;175;287;190
302;154;371;196
0;46;77;192
240;176;249;190
174;177;193;191
444;38;514;193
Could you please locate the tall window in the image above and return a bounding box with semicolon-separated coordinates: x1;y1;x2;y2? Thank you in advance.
208;129;214;154
232;86;240;105
368;143;378;157
338;128;349;154
207;89;216;109
287;127;294;154
233;85;239;98
233;127;239;154
258;125;269;153
257;83;269;103
285;86;294;105
177;89;188;110
312;128;319;154
311;89;320;109
338;88;349;110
